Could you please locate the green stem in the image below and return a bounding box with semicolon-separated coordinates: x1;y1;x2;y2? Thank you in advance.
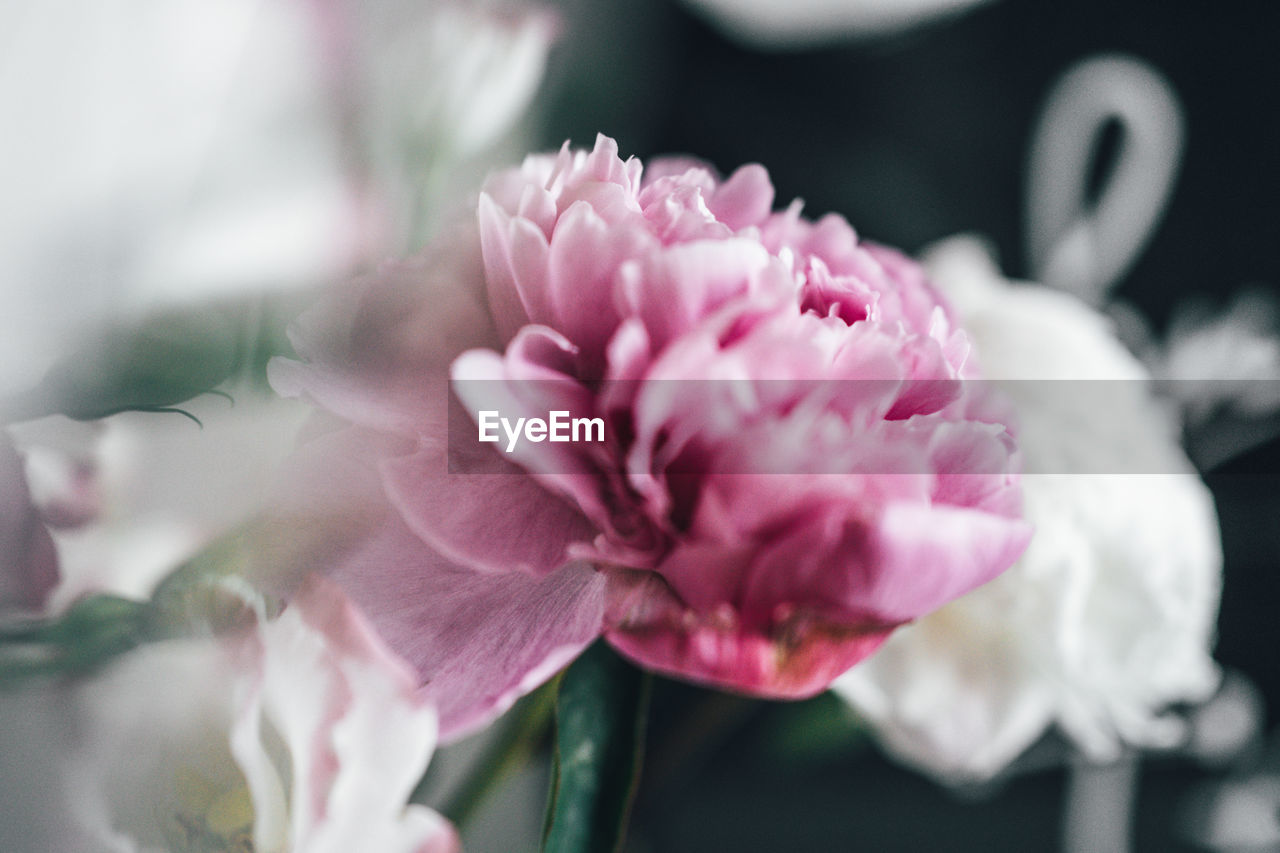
542;642;652;853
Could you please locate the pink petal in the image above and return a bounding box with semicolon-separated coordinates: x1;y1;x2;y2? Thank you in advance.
0;436;58;610
614;238;782;352
707;163;775;230
381;442;596;577
448;340;615;538
603;571;890;699
477;193;547;342
546;200;653;365
852;502;1033;621
328;517;606;740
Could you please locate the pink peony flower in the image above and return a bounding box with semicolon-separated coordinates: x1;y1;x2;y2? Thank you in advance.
270;134;1029;739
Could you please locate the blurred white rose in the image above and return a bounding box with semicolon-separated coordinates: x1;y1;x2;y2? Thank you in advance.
833;236;1222;782
0;0;355;399
678;0;995;49
5;578;458;853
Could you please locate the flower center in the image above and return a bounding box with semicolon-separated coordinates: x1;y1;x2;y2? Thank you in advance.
161;766;256;852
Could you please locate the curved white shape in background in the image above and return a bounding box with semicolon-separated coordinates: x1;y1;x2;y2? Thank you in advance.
1025;55;1184;305
679;0;995;49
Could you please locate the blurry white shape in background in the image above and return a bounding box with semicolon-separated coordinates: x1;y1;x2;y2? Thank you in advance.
0;580;457;852
1026;55;1184;306
678;0;995;49
0;0;555;400
309;0;555;245
0;0;554;608
1026;54;1280;467
308;0;557;247
0;0;352;399
7;387;311;612
832;236;1223;783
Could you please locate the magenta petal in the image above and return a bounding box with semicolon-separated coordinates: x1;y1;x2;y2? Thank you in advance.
604;572;890;699
330;518;605;741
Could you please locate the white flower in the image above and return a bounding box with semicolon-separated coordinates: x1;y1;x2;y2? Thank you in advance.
62;578;458;853
833;236;1223;782
678;0;995;49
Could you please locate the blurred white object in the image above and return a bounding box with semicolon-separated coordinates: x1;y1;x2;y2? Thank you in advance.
1110;288;1280;471
1025;55;1184;305
0;580;458;853
1182;774;1280;852
0;0;554;606
0;0;355;398
6;387;311;611
678;0;994;48
309;0;556;245
833;237;1223;782
0;0;554;399
1159;290;1280;420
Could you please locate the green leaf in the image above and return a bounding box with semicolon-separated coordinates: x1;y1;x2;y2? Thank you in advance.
0;523;274;684
1;293;300;425
542;642;650;853
0;594;155;680
7;311;240;423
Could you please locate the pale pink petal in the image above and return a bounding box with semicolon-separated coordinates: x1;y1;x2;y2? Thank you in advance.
328;517;606;740
546;200;654;364
852;502;1032;621
276;578;459;853
0;435;58;610
381;441;596;577
270;228;496;435
449;338;614;538
614;237;790;353
707;163;774;230
478;192;549;340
